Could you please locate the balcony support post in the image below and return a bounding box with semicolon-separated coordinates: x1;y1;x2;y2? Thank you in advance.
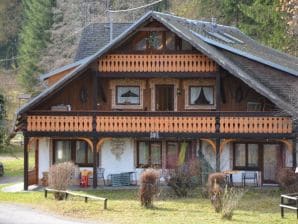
215;138;220;172
216;72;221;111
92;137;98;188
24;135;29;191
293;137;297;168
93;71;98;110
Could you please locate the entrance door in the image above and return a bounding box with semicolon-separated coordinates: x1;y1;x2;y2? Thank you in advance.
263;144;281;183
155;85;174;111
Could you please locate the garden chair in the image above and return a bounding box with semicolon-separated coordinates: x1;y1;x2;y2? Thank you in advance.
89;168;105;186
242;171;258;187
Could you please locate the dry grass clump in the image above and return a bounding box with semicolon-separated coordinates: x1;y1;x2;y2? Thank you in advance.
277;168;298;193
139;169;159;208
207;172;227;212
221;186;246;220
48;162;76;200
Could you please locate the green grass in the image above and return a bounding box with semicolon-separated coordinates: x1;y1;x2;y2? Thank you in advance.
0;187;296;224
0;147;34;176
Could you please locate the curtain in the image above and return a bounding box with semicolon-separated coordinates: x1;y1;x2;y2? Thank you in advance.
235;144;245;167
138;142;149;166
55;141;71;163
247;144;258;167
117;87;140;104
178;142;188;166
203;87;214;105
190;87;201;104
151;143;161;165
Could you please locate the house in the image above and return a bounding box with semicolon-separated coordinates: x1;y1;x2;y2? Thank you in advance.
15;11;298;190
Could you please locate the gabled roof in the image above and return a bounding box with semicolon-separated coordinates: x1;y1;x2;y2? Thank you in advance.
17;11;298;118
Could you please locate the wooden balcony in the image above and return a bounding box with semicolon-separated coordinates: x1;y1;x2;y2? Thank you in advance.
25;112;293;135
98;54;218;73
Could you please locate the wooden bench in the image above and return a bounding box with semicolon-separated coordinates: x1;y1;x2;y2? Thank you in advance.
280;193;298;219
44;188;108;209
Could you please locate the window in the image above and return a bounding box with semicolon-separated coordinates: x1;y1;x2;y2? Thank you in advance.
75;141;93;165
116;86;140;105
233;143;259;170
247;102;262;111
137;141;161;168
54;141;72;163
189;86;214;105
53;140;93;166
166;141;192;168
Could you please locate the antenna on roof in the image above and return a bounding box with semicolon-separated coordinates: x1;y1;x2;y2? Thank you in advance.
211;17;217;31
106;0;164;42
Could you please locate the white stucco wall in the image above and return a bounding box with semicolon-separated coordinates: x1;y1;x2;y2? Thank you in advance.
100;138;135;179
38;138;50;179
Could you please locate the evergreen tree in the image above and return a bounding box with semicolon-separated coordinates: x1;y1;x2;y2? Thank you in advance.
238;0;290;51
0;0;22;69
17;0;54;93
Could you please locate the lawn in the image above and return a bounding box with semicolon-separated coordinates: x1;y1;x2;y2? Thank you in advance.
0;187;296;224
0;147;35;176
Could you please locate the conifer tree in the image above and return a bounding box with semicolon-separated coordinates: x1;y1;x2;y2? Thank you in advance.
17;0;54;93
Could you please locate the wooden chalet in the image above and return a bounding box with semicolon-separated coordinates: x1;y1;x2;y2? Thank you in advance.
15;11;298;190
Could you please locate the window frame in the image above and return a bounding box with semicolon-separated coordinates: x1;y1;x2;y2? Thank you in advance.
136;141;162;168
115;85;141;105
233;142;260;171
52;139;94;167
188;85;215;106
166;141;192;169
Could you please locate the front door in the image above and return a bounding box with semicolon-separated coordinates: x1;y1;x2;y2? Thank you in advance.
155;85;174;111
263;144;282;183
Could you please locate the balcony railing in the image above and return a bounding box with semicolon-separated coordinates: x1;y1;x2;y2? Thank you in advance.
98;54;218;73
25;111;293;135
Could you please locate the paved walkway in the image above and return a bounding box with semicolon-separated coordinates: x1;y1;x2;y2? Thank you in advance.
0;176;22;185
0;203;100;224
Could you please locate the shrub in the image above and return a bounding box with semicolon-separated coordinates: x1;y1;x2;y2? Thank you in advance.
139;169;159;208
222;186;246;220
166;159;201;197
277;168;298;193
48;162;76;200
207;172;227;213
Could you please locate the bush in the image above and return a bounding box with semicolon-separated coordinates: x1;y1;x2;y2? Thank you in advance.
166;159;201;197
277;168;298;193
48;162;76;200
222;186;246;220
207;172;227;213
139;169;159;208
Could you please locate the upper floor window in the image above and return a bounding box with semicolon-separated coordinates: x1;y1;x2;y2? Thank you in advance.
184;79;216;110
110;79;146;110
116;86;140;105
189;86;214;105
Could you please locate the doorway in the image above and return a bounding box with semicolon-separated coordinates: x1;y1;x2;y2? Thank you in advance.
263;144;282;183
155;85;174;111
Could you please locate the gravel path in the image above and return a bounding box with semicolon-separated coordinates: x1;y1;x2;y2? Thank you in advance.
0;203;101;224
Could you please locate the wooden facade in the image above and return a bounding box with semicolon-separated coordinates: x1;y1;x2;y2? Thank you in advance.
19;15;297;190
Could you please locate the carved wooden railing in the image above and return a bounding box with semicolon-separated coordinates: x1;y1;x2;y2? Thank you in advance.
96;116;216;133
98;54;218;72
26;112;293;134
27;115;93;132
221;116;292;134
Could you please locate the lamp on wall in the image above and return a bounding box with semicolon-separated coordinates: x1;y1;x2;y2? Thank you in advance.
295;167;298;174
177;88;182;96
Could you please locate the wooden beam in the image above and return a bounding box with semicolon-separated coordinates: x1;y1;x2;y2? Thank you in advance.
216;73;221;111
92;138;98;188
216;138;220;172
293;138;297;168
97;72;218;78
137;27;168;32
24;136;29;190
